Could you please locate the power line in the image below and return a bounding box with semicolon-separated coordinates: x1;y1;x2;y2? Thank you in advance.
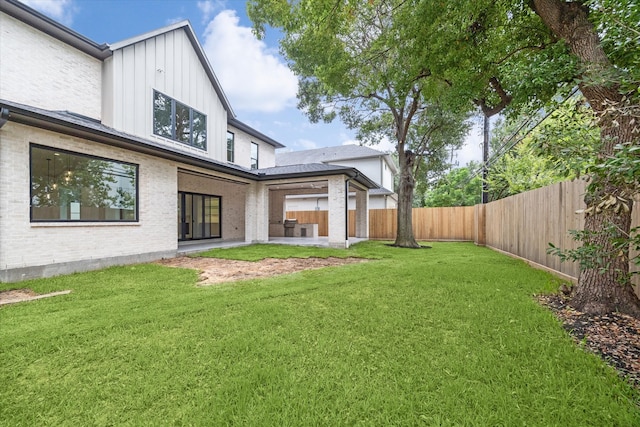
459;87;581;188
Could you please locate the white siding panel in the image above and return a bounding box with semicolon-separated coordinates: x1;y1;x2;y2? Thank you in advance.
107;28;227;162
333;158;381;185
134;41;147;136
122;45;136;132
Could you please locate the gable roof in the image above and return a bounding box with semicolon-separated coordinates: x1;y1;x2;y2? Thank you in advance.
277;145;398;174
108;20;235;118
0;0;235;118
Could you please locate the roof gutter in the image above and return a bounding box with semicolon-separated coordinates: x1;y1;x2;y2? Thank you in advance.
0;103;259;181
0;107;9;128
0;102;378;189
1;0;111;60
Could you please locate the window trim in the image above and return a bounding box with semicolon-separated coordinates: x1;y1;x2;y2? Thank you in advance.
153;89;207;150
227;131;235;163
250;142;259;170
29;144;139;223
178;191;222;241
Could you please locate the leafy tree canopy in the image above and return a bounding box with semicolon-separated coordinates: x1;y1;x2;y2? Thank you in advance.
422;163;482;207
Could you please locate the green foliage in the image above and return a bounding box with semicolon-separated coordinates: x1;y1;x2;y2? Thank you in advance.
422;165;482;207
487;95;598;200
248;0;472;246
2;242;639;425
586;0;640;98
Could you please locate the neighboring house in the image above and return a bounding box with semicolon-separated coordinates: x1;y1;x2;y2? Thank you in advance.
0;0;377;282
277;145;398;210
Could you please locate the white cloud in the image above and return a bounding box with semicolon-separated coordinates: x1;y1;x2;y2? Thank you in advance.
296;139;318;150
23;0;75;26
197;0;224;24
166;17;185;25
453;118;484;167
202;10;298;113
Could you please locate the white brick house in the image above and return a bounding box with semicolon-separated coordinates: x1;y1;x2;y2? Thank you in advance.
0;0;376;282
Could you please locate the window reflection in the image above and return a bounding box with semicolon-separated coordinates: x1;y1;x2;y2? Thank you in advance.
153;90;207;150
30;145;138;222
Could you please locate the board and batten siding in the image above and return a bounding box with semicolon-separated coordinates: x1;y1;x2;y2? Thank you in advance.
102;28;228;162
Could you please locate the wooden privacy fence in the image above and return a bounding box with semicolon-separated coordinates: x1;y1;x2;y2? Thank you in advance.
286;206;475;240
286;179;639;295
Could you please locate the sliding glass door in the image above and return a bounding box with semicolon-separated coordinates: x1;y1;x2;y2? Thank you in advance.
178;192;221;241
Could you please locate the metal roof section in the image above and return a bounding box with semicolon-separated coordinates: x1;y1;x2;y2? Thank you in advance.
228;118;285;149
0;99;258;180
0;99;377;189
258;164;378;189
0;0;111;59
369;187;396;196
108;20;235;118
277;144;398;174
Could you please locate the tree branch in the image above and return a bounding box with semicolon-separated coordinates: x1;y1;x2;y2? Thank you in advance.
474;77;513;117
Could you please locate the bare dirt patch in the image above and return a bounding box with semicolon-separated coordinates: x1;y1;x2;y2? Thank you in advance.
156;256;367;285
0;289;72;306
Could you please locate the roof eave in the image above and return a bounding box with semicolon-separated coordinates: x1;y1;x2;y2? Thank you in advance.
1;0;111;59
259;168;378;189
0;101;258;180
108;21;235;118
228;118;285;149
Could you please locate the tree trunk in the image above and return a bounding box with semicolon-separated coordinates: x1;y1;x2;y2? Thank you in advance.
393;149;420;248
531;0;640;316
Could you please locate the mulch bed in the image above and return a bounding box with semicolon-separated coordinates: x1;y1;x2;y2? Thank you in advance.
537;294;640;390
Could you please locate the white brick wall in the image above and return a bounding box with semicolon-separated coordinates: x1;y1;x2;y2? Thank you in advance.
228;125;277;169
327;175;348;248
0;13;102;120
177;171;247;241
0;123;177;274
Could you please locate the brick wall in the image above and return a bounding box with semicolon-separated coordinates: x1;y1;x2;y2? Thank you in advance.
0;123;177;280
0;13;102;120
177;171;247;241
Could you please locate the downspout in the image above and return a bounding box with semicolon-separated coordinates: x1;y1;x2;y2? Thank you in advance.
0;108;7;278
0;108;9;128
345;172;359;244
345;176;352;243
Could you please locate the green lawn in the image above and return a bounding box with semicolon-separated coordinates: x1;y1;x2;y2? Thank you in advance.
1;242;638;426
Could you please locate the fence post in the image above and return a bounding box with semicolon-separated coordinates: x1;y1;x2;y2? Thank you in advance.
474;204;486;246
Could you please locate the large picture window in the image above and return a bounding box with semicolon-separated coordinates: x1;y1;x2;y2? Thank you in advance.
153;90;206;150
30;145;138;222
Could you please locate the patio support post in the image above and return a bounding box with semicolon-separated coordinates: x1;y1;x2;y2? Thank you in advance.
355;187;369;238
245;182;269;243
327;175;348;249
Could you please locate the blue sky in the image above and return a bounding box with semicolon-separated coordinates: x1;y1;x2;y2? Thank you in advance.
22;0;484;163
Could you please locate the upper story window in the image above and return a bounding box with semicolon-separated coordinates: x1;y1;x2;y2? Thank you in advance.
250;142;259;169
227;131;235;162
30;144;138;222
153;90;206;150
